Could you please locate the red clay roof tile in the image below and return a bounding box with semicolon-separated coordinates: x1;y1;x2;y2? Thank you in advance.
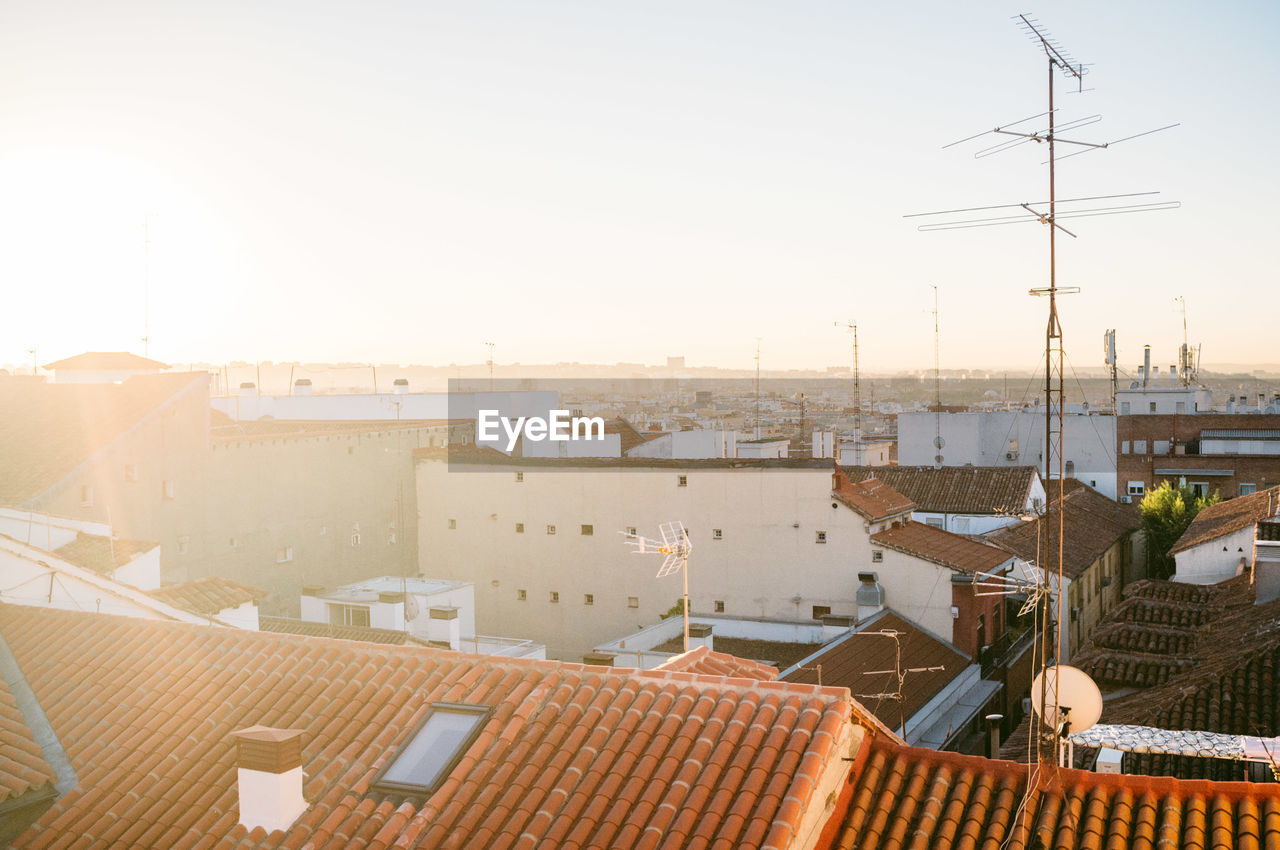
870;521;1013;573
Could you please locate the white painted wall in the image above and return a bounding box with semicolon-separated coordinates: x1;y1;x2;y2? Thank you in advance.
216;600;260;630
0;508;108;551
415;459;968;660
1173;526;1254;584
737;440;789;459
899;410;1117;499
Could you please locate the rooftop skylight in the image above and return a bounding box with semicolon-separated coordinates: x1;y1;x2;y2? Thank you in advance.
370;702;492;797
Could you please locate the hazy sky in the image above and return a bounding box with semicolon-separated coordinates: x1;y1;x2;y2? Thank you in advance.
2;1;1276;373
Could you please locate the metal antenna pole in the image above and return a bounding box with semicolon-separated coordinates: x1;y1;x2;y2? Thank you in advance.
484;342;496;391
754;339;762;440
932;287;944;469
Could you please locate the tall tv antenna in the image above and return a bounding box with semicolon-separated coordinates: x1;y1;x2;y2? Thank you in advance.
909;12;1178;767
622;521;693;651
484;341;496;390
930;286;944;470
835;320;861;439
852;629;947;739
1174;296;1199;386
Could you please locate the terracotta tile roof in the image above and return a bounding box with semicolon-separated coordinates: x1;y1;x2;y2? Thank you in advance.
0;604;864;849
986;483;1139;580
842;465;1038;515
604;418;649;454
53;534;158;576
870;521;1013;573
258;616;427;646
40;352;169;371
783;611;969;731
1171;486;1280;554
651;645;780;681
145;577;268;616
0;373;206;505
832;474;916;522
0;672;57;806
819;732;1280;850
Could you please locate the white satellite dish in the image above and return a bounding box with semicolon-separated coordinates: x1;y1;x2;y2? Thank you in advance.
1030;665;1103;735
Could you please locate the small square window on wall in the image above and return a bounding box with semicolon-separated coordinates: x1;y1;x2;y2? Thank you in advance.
162;480;175;500
515;471;524;483
714;600;725;613
812;605;831;620
80;484;94;507
580;524;593;536
872;550;883;563
515;522;525;534
546;524;556;535
627;596;639;609
583;594;594;605
276;546;293;563
815;531;827;544
713;529;723;540
448;519;457;530
626;526;637;537
549;591;560;603
677;475;688;487
517;589;527;601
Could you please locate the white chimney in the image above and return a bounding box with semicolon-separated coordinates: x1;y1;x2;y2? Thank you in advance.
820;613;856;641
239;381;257;398
1169;365;1177;388
427;606;460;650
856;571;885;621
293;378;313;396
230;726;307;834
687;622;714;651
1142;346;1151;387
393;378;409;395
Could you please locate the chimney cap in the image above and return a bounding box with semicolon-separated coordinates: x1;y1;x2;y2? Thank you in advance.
378;591;405;604
231;725;305;745
429;606;459;620
687;623;714;638
229;725;305;774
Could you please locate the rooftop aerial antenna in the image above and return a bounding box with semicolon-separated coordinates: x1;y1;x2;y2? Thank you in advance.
909;12;1178;768
835;320;861;439
1103;328;1118;411
622;521;693;651
930;286;944;470
852;629;947;738
484;342;496;391
1174;296;1199;386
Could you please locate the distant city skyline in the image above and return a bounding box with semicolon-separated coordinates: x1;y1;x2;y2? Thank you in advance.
2;1;1276;373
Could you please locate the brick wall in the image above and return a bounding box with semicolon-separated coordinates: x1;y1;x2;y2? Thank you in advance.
1117;414;1280;500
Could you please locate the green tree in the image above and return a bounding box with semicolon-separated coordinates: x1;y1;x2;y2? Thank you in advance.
1139;482;1220;579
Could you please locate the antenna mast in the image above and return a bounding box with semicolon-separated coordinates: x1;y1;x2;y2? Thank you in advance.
931;287;944;469
754;339;762;440
622;522;693;651
835;320;861;439
909;12;1179;768
484;341;496;391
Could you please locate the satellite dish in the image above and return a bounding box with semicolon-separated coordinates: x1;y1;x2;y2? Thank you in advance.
1031;665;1102;735
934;436;946;449
404;594;420;622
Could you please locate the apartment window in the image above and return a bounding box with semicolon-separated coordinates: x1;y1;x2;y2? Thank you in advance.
1149;402;1157;413
177;535;189;555
1241;483;1258;495
1127;482;1145;498
627;596;639;609
1121;441;1130;454
812;605;831;620
124;464;139;482
388;526;398;544
79;484;94;507
626;526;637;537
713;529;723;540
448;519;457;530
276;546;294;563
546;524;556;535
872;550;883;563
329;604;371;628
517;589;527;601
229;537;241;550
351;531;362;547
1153;441;1170;455
549;591;560;603
581;524;593;536
515;522;525;533
714;600;725;613
1120;402;1131;415
925;517;944;529
1133;441;1147;454
677;475;688;487
1065;460;1075;476
319;525;328;536
162;480;175;500
584;594;594;606
1190;482;1209;498
1176;401;1186;414
515;471;524;483
815;531;827;544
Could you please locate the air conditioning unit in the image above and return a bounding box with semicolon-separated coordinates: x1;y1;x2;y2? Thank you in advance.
1070;607;1080;622
1006;451;1018;461
1119;495;1131;504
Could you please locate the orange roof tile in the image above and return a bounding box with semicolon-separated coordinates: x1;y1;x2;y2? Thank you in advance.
832;474;916;522
870;521;1012;573
652;645;780;680
842;465;1038;515
819;733;1280;850
0;672;57;806
145;577;267;616
258;616;428;646
0;372;206;505
986;483;1139;579
0;604;862;849
53;534;158;575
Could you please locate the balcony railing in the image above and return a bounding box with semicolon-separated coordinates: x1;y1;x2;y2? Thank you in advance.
1259;521;1280;543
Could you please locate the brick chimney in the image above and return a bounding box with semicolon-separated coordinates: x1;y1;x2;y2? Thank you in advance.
229;726;307;833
